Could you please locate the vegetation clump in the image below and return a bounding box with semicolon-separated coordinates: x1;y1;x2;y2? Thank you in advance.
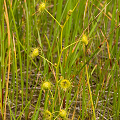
1;0;119;120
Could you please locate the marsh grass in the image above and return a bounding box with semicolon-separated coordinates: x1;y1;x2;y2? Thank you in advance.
0;0;120;119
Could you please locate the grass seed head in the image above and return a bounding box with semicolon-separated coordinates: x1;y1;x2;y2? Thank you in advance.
39;2;46;13
82;34;88;45
31;47;40;59
60;79;71;91
59;109;67;118
42;81;51;90
67;9;73;16
44;110;52;120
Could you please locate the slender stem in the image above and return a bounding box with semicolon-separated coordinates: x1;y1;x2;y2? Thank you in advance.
4;0;11;119
45;9;62;28
83;44;96;120
44;91;48;110
52;21;63;114
39;54;56;68
63;39;82;50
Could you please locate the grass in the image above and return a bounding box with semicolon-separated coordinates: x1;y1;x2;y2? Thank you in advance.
0;0;120;119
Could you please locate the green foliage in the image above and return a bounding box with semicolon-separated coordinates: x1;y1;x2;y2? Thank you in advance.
0;0;120;119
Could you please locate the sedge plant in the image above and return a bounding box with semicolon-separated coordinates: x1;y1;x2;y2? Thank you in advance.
1;0;120;120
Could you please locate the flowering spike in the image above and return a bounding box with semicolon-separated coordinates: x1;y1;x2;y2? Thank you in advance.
81;34;88;45
67;10;73;16
30;47;41;59
39;2;46;13
44;110;52;120
60;79;71;91
59;109;67;118
42;81;51;90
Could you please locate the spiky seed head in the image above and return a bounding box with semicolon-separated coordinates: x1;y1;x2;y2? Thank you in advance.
39;2;46;13
60;79;71;91
32;48;39;58
42;82;51;90
44;110;52;120
82;34;88;45
59;109;67;118
67;9;73;16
